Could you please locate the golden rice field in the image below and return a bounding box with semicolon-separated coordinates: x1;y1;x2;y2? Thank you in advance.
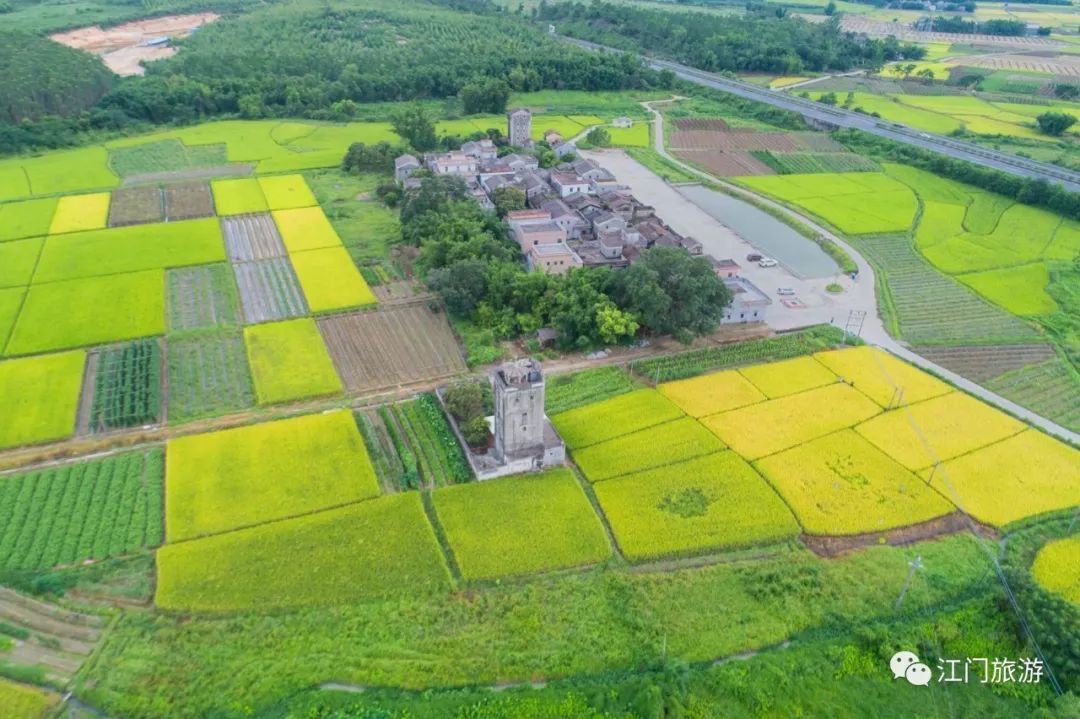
813;346;952;408
1031;536;1080;606
657;370;765;417
48;192;110;234
737;355;839;399
551;388;684;449
273;207;345;252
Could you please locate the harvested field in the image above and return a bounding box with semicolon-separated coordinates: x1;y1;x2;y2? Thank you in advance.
164;182;215;221
671;118;730;131
670;130;844;153
946;53;1080;77
109;186;162;227
232;258;307;324
672;149;775;177
221;214;286;261
166;331;254;423
913;343;1056;382
166;264;240;332
318;303;466;393
836;15;1065;48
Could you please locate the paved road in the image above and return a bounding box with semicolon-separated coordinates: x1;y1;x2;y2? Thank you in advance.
563;36;1080;192
628;100;1079;444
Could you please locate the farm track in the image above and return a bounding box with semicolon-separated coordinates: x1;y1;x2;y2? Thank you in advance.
233;257;307;323
75;351;100;437
221;213;286;261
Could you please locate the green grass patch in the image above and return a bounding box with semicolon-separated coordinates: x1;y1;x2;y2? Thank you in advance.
593;451;798;560
211;178;269;216
606;122;650;147
156;493;450;612
243;318;342;405
574;417;726;483
290;246;377;313
544;366;641;415
432;469;611;580
624;147;700;184
258;174;317;210
0;449;164;570
5;270;165;356
551;388;683;449
0;198;56;242
22;146;118;196
0;350;84;450
165;410;379;542
33;219;225;283
0;238;43;288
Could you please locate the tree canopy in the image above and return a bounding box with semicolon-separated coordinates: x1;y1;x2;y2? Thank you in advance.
0;31;114;124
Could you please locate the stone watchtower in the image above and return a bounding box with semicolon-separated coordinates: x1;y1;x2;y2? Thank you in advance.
492;358;545;462
507;107;532;147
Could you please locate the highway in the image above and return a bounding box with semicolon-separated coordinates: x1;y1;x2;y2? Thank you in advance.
563;36;1080;192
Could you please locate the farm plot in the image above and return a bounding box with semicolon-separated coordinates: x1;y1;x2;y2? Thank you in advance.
272;207;343;252
433;469;610;580
574;417;727;483
156;493;450;612
593;451;799;561
738;356;838;398
701;383;882;460
0;238;43;288
657;370;766;417
924;429;1080;528
0;679;57;719
385;393;471;488
545;366;641;415
986;357;1080;433
850;233;1038;343
0;449;164;570
671;149;775;177
290;246;377;313
108;186;163;227
163;182;215;221
211;178;268;216
6;271;163;355
108;139;227;179
165;331;254;423
0;288;23;346
958;263;1056;317
753;151;879;174
813;346;952;408
33;218;225;283
232;257;308;324
244;318;341;405
319;304;466;393
165;410;378;541
0;587;106;688
355;409;407;492
1032;537;1080;606
755;430;956;536
84;339;162;432
0;198;57;242
0;351;84;449
47;192;110;235
166;263;241;331
912;343;1057;383
670;129;843;153
221;213;286;261
551;389;684;449
851;392;1019;470
258;174;317;210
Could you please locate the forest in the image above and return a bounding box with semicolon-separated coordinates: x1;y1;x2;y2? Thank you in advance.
537;1;926;75
0;31;114;124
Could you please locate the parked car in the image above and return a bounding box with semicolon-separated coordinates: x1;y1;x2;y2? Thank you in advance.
746;253;763;262
758;258;778;268
776;287;796;296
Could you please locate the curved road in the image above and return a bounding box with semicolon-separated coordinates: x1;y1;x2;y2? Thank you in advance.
563;36;1080;192
637;99;1079;444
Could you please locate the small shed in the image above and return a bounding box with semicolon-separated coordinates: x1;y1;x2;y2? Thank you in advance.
612;117;633;128
537;327;558;348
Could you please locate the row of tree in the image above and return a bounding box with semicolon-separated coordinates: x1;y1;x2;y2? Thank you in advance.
396;174;732;349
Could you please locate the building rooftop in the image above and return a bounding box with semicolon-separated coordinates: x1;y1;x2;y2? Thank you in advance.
520;221;563;234
532;242;577;256
507;209;551;222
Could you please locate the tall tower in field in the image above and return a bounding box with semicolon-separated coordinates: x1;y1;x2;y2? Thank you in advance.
492;358;545;461
507;107;532;147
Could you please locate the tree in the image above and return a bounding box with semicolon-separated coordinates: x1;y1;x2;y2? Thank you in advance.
1053;84;1079;101
442;382;485;422
915;68;936;84
817;92;838;106
596;302;639;344
491;186;526;217
340;141;406;173
426;259;489;315
824;1;836;15
460;78;512;115
461;416;490;447
1036;112;1077;137
391;103;438;152
586;127;611;146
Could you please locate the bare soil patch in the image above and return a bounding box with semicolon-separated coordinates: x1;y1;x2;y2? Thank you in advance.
109;186;163;226
50;13;219;76
233;258;308;324
672;149;775;176
803;512;998;558
164;182;215;220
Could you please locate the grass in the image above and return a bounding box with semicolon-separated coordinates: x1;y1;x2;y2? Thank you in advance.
0;238;43;288
47;192;110;235
273;207;345;252
1031;536;1080;605
813;346;952;408
606;122;650;147
164;410;379;542
922;429;1080;528
0;198;57;241
166;331;254;424
5;270;165;356
550;388;684;449
243;318;342;405
0;449;164;570
432;469;611;580
737;355;839;398
0;678;57;719
156;493;450;612
593;451;798;561
0;351;84;450
211;178;268;216
289;247;377;313
574;417;727;483
258;174;317;210
21;146;119;196
624;147;701;184
33;218;225;283
701;383;882;461
855;392;1025;471
755;429;956;536
303;170;399;263
544;366;641;415
657;370;766;417
957;263;1056;317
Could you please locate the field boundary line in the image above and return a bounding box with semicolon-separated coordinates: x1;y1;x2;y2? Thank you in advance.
567;463;625;563
419;491;462;585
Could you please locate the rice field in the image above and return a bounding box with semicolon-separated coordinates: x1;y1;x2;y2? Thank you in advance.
657;370;766;417
573;417;727;483
289;247;377;313
1031;536;1080;606
47;192;110;235
243;318;342;405
737;356;839;399
257;174;317;210
165;410;379;541
0;238;44;288
0;198;57;241
550;389;684;449
813;346;952;408
211;178;268;216
273;207;344;252
0;351;84;450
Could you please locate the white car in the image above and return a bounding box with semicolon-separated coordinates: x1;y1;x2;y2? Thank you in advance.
776;287;796;296
758;258;778;268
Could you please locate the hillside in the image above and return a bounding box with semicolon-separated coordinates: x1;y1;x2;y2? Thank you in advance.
0;31;114;123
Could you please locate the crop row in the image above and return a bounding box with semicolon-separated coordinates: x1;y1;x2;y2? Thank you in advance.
355;410;407;491
753;151;879;175
0;449;164;570
545;366;640;415
89;339;162;432
378;406;420;490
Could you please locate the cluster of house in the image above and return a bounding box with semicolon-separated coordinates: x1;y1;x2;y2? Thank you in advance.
395;108;770;324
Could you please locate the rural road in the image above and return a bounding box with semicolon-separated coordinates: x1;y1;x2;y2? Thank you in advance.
561;36;1080;192
588;99;1080;445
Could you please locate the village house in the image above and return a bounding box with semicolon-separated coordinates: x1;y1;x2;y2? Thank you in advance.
427;151;477;176
394;154;420;183
712;258;741;279
461;138;497;162
722;276;771;323
540;199;588;240
550;171;590;198
543;130;562;145
551;140;576;159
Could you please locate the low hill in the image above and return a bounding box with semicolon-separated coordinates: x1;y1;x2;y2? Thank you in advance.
0;31;114;123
